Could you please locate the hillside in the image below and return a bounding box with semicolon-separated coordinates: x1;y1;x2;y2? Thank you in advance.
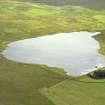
16;0;105;9
41;75;105;105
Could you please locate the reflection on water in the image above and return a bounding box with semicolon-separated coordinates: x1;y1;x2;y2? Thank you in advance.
2;31;105;76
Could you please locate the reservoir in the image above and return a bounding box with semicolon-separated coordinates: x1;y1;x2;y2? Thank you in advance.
2;31;105;76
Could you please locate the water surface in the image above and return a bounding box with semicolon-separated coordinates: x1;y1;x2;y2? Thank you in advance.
3;32;105;76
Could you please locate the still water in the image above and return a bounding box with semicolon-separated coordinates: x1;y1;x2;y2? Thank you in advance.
2;32;105;76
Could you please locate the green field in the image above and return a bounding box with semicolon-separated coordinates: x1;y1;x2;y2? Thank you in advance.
40;75;105;105
1;0;105;105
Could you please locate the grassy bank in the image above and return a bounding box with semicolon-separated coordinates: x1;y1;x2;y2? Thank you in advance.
40;75;105;105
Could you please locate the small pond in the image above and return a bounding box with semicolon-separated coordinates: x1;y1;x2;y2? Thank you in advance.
2;31;105;76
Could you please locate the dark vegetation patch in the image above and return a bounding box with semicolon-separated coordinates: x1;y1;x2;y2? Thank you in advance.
88;67;105;79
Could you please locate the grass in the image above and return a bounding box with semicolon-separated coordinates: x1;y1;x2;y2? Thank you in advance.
94;31;105;55
40;76;105;105
0;55;68;105
0;0;105;105
0;1;59;17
